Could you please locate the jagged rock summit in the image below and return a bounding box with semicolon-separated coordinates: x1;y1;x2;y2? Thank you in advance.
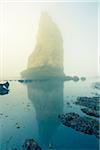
21;12;65;79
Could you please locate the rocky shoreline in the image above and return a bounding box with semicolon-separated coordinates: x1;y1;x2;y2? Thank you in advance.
58;96;100;139
74;96;100;118
58;112;99;139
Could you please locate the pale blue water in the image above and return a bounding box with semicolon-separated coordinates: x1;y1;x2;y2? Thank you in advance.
0;78;99;150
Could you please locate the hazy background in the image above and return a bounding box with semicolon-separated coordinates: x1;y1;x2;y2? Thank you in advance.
0;0;100;79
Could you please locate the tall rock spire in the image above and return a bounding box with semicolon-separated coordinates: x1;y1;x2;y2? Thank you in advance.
22;12;65;79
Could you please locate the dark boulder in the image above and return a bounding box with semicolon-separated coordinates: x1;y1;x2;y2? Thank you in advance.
72;76;79;82
0;81;9;95
80;77;86;81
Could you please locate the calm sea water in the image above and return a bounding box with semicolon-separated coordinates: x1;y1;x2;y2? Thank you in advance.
0;78;100;150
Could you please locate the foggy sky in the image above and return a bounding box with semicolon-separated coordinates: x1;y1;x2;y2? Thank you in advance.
0;0;100;79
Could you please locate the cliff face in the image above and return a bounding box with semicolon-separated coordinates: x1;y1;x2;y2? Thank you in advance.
22;12;65;79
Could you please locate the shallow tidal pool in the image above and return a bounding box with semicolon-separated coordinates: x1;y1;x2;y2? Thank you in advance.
0;78;100;150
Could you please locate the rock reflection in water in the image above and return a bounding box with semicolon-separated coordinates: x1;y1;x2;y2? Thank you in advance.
26;80;64;146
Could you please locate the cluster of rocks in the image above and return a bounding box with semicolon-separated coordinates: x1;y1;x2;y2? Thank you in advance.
0;81;9;95
64;76;86;82
74;96;100;118
58;112;99;139
75;97;99;111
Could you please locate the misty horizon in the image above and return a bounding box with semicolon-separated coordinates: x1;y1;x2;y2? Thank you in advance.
0;1;100;79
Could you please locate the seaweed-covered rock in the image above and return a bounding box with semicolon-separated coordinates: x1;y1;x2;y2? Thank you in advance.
22;139;42;150
58;112;99;138
75;97;100;111
81;108;100;118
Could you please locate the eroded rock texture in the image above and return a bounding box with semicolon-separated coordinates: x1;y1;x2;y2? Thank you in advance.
58;112;99;139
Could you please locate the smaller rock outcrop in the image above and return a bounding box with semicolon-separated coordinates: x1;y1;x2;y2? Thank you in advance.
72;76;79;82
80;77;86;81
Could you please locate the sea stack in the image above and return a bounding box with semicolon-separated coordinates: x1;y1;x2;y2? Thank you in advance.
21;12;65;79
